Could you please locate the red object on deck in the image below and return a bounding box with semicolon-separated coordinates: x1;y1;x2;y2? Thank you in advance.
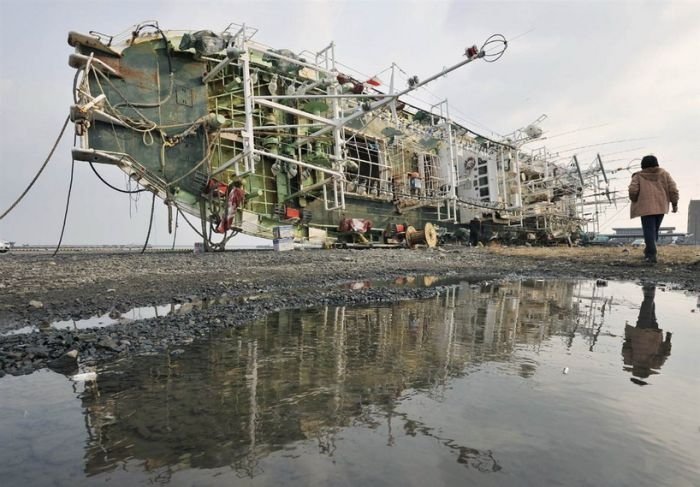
339;218;373;234
285;207;301;220
207;179;228;197
216;185;246;233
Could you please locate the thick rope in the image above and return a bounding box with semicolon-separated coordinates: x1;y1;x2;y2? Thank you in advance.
141;192;156;254
1;115;70;220
53;157;76;256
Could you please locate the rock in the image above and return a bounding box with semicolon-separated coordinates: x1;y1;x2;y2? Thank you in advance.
47;350;78;375
97;337;119;351
70;371;97;382
28;300;44;309
25;346;49;359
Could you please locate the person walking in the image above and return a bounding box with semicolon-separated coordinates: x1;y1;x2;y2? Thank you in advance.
468;217;481;247
628;155;679;263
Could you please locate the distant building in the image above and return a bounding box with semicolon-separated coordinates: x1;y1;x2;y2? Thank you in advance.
604;227;681;245
611;227;676;237
688;200;700;245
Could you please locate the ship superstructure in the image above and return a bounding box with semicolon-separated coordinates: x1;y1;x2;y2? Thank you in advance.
68;21;612;249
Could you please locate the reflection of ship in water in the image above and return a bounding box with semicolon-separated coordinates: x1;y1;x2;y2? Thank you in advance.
79;279;586;480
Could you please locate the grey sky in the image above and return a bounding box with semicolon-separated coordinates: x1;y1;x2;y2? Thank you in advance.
1;0;698;245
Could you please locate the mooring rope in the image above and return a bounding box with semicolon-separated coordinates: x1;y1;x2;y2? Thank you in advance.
1;115;70;220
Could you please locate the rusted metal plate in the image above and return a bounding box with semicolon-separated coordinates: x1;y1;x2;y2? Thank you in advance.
68;31;122;57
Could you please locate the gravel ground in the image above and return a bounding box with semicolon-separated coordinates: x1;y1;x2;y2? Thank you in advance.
1;245;698;376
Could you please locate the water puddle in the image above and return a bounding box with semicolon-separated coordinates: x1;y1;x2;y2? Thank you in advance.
1;294;255;336
4;274;449;336
2;303;183;336
347;274;445;289
1;279;698;486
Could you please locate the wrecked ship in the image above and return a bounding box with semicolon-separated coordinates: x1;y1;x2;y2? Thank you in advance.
68;21;611;250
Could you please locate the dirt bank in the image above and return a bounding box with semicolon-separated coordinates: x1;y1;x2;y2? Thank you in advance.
1;245;698;376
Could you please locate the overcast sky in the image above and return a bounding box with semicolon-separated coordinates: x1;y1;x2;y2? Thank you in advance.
1;0;698;246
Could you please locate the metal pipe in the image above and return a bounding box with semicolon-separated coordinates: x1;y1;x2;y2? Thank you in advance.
210;151;246;177
251;148;344;179
202;57;233;84
298;50;485;145
254;93;394;100
330;47;345;211
69;52;119;76
285;176;334;200
248;45;335;76
333;178;339;208
444;104;457;210
221;123;325;131
389;63;398;123
254;98;336;126
241;44;256;172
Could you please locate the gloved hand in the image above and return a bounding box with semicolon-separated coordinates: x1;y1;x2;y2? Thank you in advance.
672;203;678;213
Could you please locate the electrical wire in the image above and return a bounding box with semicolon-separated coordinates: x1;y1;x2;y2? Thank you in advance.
1;115;70;220
171;210;179;250
53;156;76;256
141;192;156;254
93;69;159;132
132;22;173;73
549;137;655;154
176;207;206;239
88;161;147;194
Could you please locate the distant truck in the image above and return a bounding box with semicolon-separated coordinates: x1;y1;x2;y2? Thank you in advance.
0;240;10;253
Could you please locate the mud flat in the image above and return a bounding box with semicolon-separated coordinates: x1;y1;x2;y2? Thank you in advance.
1;245;698;376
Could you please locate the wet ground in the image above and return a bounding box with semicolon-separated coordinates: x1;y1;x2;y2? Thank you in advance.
0;278;698;486
1;246;698;376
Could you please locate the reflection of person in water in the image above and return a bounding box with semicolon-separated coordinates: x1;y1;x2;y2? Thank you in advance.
622;285;672;385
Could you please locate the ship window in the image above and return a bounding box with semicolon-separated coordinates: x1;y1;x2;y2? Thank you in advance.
480;187;490;197
478;165;488;175
347;140;379;178
478;176;488;186
346;136;381;193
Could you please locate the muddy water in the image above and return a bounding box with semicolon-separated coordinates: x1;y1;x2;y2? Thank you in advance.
0;280;698;486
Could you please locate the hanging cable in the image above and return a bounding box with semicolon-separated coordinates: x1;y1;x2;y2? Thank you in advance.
53;156;76;256
1;115;70;220
88;161;147;194
141;192;156;254
176;207;206;239
171;210;179;250
166;132;216;187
